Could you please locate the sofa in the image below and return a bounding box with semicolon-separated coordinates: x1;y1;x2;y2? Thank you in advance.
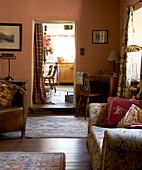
86;97;142;170
0;82;28;138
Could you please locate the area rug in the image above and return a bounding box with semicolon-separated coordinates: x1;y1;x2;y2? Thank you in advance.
0;116;88;138
0;152;65;170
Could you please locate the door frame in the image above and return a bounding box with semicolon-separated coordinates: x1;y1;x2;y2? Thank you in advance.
32;20;77;108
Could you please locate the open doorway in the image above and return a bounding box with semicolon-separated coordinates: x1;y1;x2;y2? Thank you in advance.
39;21;76;109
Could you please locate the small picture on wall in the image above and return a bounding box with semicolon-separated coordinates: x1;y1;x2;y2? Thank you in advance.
92;30;108;44
0;23;22;51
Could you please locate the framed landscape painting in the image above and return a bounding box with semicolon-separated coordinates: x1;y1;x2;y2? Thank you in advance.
92;30;108;44
0;23;22;51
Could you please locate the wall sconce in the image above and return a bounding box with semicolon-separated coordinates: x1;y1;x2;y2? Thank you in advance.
0;53;16;81
107;51;120;73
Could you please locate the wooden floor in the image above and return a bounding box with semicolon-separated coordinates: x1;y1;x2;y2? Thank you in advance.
0;138;92;170
0;112;92;170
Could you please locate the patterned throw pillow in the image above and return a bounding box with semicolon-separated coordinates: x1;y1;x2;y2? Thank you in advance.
0;82;18;107
117;104;142;128
100;97;142;127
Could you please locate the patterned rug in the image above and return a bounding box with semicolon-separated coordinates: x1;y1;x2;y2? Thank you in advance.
0;152;65;170
0;116;88;138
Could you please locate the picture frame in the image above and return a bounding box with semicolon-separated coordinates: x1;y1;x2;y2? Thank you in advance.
0;23;22;51
92;30;108;44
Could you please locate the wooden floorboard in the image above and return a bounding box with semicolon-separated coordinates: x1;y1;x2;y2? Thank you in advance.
0;138;92;170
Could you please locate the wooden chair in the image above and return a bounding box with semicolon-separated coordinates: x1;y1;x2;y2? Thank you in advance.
47;65;53;76
76;73;100;119
44;65;58;93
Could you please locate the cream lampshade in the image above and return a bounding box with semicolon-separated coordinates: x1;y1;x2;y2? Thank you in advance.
107;51;120;73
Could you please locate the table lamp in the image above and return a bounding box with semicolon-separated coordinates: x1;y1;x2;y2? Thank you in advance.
0;53;16;81
107;51;120;73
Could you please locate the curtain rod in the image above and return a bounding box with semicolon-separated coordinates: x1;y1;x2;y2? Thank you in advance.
133;0;142;8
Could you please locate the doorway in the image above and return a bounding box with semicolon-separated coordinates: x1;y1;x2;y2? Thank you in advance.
33;21;76;110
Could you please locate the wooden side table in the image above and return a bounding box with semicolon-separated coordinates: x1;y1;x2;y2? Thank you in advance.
89;75;119;102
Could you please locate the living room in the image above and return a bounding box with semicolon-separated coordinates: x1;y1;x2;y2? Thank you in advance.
0;0;142;169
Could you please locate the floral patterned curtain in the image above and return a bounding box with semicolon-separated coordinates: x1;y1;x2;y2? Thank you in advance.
117;6;134;98
33;23;46;104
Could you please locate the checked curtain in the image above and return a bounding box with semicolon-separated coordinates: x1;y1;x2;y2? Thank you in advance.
33;23;46;104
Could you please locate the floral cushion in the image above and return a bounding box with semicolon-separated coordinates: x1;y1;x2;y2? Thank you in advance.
0;82;17;107
89;103;107;127
100;97;142;127
117;104;142;128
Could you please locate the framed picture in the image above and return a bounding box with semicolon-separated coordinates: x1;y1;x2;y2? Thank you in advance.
0;23;22;51
92;30;108;44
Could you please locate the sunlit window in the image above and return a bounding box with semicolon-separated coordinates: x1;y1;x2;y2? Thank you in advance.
126;7;142;83
127;52;141;83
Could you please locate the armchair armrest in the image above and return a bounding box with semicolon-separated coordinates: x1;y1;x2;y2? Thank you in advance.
17;86;28;125
88;103;107;133
101;128;142;169
12;85;28;127
4;82;28;127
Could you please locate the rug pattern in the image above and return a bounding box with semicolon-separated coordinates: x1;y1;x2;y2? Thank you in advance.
0;152;65;170
0;116;88;138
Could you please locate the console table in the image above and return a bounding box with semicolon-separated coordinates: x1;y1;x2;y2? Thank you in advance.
89;75;119;102
0;80;27;90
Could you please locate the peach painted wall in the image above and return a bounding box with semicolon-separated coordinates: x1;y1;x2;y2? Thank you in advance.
0;0;120;107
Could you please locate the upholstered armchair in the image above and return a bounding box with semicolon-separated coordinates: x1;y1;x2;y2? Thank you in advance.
0;82;28;138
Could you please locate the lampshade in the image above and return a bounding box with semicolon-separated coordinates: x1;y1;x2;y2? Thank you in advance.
107;51;120;63
125;45;142;52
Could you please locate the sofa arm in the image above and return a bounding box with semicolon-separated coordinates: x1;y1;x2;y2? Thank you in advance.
88;103;107;133
101;128;142;169
104;128;142;151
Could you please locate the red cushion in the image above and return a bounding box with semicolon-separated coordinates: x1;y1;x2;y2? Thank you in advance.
100;97;142;127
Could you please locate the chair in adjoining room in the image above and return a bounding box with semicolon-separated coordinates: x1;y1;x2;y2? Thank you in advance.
76;72;100;119
44;65;58;93
47;65;53;76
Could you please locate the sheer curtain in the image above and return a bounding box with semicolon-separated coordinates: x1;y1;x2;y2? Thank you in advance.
33;23;46;104
117;6;134;98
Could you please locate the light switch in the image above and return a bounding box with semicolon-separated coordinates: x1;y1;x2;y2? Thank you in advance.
80;48;85;55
